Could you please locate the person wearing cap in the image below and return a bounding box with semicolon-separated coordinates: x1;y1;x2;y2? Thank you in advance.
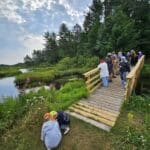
98;59;109;87
41;112;62;150
138;51;143;60
50;111;70;135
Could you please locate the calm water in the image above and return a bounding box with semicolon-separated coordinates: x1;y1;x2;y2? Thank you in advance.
0;77;19;102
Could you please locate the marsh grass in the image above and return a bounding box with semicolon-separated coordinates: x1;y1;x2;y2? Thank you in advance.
0;67;21;78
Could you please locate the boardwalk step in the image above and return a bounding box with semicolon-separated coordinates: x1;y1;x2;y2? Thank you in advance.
69;106;115;127
72;104;116;122
67;111;111;132
80;101;120;112
77;102;119;117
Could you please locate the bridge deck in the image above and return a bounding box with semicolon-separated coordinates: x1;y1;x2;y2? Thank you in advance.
68;77;125;131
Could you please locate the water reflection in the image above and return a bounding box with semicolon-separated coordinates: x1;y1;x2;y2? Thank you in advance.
0;77;19;102
19;68;29;73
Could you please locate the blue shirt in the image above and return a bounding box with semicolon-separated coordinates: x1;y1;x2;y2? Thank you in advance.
41;120;62;149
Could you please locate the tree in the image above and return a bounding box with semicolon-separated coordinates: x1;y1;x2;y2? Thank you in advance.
44;32;59;63
24;55;33;65
96;9;139;56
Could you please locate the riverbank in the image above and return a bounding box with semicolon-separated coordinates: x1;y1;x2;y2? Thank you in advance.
0;66;21;78
15;57;99;88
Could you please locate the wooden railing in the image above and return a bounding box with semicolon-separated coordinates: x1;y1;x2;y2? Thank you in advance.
124;55;145;100
83;68;101;93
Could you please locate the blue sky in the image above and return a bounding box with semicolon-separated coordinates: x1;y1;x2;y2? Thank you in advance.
0;0;92;65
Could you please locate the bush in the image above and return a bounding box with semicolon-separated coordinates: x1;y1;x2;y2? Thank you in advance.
124;95;150;113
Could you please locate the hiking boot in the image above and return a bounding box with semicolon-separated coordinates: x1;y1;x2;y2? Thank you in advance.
64;127;70;135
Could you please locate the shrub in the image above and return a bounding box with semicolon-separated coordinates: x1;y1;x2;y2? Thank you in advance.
124;95;150;113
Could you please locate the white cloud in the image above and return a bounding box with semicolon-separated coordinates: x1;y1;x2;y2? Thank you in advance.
0;33;45;65
22;0;54;11
58;0;91;26
21;34;45;55
0;0;26;24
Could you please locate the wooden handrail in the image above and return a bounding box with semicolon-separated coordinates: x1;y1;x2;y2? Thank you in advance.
124;55;145;100
84;68;99;77
83;67;101;93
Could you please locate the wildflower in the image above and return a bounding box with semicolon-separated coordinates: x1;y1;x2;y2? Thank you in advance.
128;112;134;122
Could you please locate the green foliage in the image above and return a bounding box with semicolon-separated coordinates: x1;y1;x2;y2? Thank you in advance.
96;9;138;55
49;80;87;110
124;95;150;113
141;64;150;79
15;56;99;88
15;69;58;87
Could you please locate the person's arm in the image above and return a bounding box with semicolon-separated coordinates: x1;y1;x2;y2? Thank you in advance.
41;124;45;141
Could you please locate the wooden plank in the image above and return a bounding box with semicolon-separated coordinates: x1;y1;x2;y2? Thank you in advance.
92;93;124;99
90;94;124;102
87;78;100;90
89;83;101;93
77;102;119;117
69;107;115;127
79;101;120;115
86;98;122;107
88;94;123;101
67;111;111;131
85;101;120;111
82;101;120;112
84;68;99;77
72;104;117;122
86;74;100;84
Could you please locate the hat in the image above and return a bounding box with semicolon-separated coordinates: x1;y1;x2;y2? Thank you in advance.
107;52;112;56
50;111;58;119
43;113;51;120
121;56;127;62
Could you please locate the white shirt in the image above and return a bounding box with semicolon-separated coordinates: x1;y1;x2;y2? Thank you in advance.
98;62;109;78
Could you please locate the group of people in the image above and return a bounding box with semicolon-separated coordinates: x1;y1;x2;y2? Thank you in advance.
41;111;70;150
98;50;143;88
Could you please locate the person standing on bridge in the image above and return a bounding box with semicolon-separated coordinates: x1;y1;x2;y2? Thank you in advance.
98;59;109;87
119;56;130;88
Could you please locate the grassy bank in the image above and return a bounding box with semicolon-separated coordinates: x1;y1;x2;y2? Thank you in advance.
15;56;99;88
0;66;21;78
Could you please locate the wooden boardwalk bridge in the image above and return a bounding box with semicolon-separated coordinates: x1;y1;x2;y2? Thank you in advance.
68;56;145;131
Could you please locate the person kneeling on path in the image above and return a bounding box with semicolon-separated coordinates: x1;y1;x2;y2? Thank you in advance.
50;111;70;135
41;112;62;150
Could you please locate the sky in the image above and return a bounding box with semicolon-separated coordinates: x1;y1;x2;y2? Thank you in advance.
0;0;92;65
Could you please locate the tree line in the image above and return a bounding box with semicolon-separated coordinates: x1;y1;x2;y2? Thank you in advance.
24;0;150;66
